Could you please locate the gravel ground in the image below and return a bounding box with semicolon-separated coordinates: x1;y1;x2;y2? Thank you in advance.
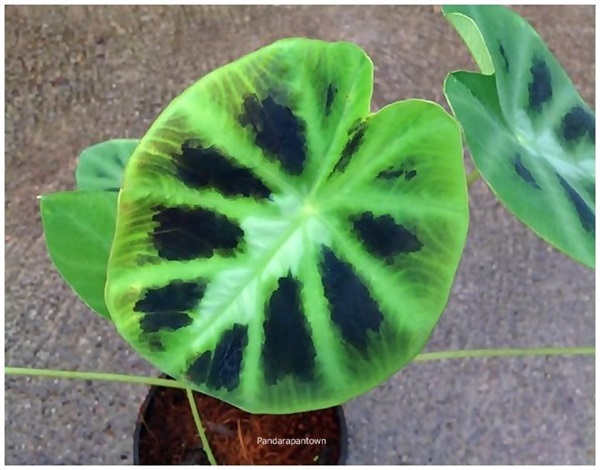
5;5;595;465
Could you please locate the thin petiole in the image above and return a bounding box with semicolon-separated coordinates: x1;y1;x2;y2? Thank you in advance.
7;345;594;383
4;367;189;389
7;345;594;382
186;388;218;465
414;346;594;363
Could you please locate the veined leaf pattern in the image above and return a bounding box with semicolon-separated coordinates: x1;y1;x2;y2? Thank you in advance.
105;39;469;413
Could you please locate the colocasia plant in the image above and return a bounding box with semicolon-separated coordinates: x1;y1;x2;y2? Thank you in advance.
8;4;594;464
41;36;470;415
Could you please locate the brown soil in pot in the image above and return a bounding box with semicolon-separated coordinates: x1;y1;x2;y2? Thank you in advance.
135;384;346;465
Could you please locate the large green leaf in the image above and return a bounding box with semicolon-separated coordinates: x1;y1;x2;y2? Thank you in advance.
76;139;139;191
443;5;595;268
41;191;118;318
105;38;469;413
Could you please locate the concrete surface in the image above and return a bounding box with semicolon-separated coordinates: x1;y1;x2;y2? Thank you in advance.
5;5;594;465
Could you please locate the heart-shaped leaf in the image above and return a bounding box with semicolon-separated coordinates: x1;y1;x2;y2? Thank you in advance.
76;139;139;191
41;191;118;319
443;5;595;268
105;38;469;413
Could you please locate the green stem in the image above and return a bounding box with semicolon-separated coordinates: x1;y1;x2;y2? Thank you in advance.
414;346;594;363
467;168;481;186
7;346;593;383
4;367;189;389
6;346;594;382
186;388;218;466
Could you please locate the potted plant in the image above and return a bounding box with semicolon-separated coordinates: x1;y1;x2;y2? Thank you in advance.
6;5;594;465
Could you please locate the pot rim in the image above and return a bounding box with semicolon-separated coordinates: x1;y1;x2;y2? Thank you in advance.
133;375;348;465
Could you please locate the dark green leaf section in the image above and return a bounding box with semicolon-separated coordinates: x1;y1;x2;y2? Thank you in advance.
443;6;595;268
42;138;133;321
76;139;139;191
40;191;118;318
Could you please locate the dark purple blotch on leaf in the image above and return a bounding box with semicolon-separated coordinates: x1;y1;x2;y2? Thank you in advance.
334;120;368;173
561;106;595;143
206;324;248;391
134;280;206;334
499;43;509;71
187;351;212;385
173;139;271;198
325;84;336;115
262;274;316;385
514;153;541;190
239;94;307;176
556;173;595;234
150;205;243;261
351;212;423;263
528;57;552;112
319;247;383;352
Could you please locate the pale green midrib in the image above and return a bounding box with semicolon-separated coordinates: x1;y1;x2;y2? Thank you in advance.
238;298;263;403
109;199;292;336
112;257;236;294
185;213;307;361
130;182;272;224
515;104;593;173
111;185;279;289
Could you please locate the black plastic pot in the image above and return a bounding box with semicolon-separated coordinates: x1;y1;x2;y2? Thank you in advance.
133;376;348;465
